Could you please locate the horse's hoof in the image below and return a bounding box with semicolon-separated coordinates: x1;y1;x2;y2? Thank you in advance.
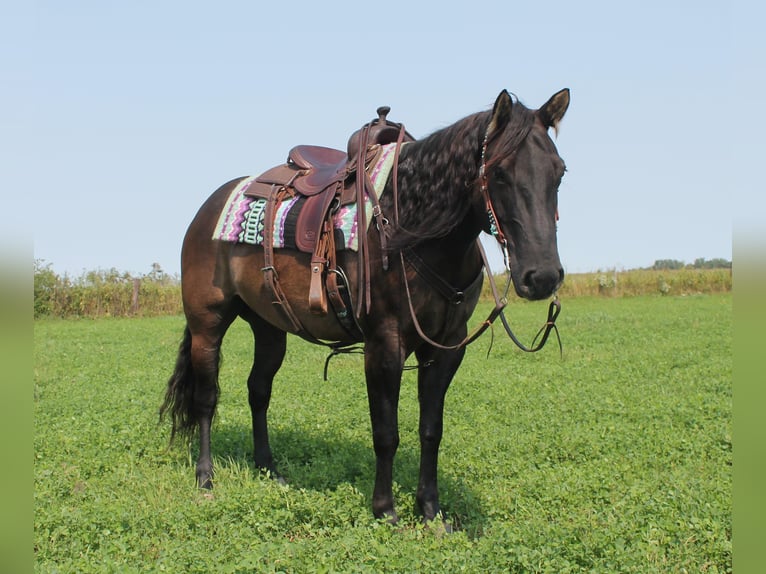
274;475;288;487
424;514;454;535
377;509;399;525
196;469;213;490
259;467;287;486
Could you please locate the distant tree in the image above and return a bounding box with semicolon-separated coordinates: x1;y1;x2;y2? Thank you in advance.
653;258;731;270
652;259;685;270
693;257;731;269
712;258;731;269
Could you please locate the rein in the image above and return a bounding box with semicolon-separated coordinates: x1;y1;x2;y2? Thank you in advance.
399;240;562;356
482;241;562;355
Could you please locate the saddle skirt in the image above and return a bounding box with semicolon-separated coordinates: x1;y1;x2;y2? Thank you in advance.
212;142;399;252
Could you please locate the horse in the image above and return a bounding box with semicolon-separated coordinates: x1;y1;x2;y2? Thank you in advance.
161;88;570;526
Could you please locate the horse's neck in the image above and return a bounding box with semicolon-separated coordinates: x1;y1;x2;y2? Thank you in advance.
409;215;484;289
383;126;485;252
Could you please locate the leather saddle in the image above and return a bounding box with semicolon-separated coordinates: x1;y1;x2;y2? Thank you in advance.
248;144;377;252
244;107;414;330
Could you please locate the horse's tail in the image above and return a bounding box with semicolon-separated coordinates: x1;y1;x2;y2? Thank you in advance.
160;325;197;443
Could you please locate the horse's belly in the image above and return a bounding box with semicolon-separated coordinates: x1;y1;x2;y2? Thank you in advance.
230;246;361;342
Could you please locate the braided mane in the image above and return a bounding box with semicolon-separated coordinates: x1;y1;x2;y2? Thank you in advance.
384;96;536;250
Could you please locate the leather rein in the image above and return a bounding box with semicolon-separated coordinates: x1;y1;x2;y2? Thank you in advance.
396;122;563;355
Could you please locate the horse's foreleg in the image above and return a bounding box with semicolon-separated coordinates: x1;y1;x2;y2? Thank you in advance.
415;345;465;523
365;337;404;523
244;313;287;479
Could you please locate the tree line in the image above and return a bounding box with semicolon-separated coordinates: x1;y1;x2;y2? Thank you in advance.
651;258;731;270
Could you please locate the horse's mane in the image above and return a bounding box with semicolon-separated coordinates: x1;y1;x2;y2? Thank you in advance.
384;96;536;251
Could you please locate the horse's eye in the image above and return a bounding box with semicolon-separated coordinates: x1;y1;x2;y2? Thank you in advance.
493;170;509;185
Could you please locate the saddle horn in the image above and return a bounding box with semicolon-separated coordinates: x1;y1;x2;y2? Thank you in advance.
346;106;415;159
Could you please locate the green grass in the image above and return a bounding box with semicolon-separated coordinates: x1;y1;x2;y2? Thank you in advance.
34;294;731;572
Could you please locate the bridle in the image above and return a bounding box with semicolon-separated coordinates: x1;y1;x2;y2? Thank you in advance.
480;122;562;354
400;119;562;355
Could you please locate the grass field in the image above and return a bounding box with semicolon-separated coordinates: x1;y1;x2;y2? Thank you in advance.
34;294;731;572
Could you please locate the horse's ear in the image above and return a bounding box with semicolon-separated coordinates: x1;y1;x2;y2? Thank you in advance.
487;90;513;140
538;89;570;135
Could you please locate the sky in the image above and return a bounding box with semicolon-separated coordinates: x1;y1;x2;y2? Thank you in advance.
6;1;762;277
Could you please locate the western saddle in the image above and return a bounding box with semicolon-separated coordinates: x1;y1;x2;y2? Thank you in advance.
244;107;414;340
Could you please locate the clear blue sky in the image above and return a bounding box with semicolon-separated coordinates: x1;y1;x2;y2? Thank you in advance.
7;1;760;277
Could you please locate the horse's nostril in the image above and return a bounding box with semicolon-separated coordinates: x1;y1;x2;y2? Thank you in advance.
522;268;563;299
522;270;536;289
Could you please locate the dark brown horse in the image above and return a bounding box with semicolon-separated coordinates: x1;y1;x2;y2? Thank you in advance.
161;88;570;525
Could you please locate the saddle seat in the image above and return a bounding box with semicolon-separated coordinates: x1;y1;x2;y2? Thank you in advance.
287;145;349;196
288;145;347;171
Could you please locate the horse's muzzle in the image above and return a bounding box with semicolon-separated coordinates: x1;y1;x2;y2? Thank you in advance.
517;267;564;300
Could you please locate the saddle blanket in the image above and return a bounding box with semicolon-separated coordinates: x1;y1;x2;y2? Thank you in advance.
212;143;398;252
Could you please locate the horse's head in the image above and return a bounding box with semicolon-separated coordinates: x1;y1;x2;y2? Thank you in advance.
481;89;570;300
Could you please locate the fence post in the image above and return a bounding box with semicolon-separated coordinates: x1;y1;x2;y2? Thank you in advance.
131;278;140;314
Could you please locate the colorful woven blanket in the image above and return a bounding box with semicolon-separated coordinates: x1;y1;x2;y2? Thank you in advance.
212;143;398;252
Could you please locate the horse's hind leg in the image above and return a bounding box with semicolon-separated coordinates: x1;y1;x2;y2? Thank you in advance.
187;313;235;489
162;315;228;489
241;309;287;479
191;324;228;488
